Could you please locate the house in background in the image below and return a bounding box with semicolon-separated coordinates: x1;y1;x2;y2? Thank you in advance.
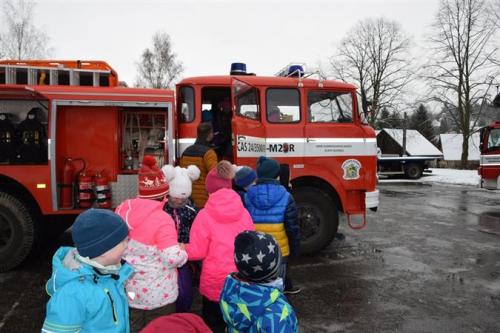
376;129;443;178
439;133;480;169
377;128;443;157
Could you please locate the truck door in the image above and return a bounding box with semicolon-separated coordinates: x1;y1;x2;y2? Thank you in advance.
231;78;265;167
304;88;376;188
175;85;196;161
263;87;304;166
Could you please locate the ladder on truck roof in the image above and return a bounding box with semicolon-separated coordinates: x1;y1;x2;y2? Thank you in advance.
0;60;119;87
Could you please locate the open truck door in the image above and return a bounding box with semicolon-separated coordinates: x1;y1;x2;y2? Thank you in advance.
231;78;266;167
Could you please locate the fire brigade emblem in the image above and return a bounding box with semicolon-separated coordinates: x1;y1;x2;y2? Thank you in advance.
342;159;361;180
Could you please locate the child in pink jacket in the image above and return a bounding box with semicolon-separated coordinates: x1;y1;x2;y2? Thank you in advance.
186;160;255;333
115;156;188;332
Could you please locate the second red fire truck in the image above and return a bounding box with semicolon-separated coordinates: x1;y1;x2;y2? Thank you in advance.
478;92;500;189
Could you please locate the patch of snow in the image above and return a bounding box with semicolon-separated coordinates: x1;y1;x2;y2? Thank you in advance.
424;168;480;186
378;168;481;186
440;133;480;161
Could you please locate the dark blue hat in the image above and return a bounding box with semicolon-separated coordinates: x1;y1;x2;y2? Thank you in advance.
72;209;129;258
201;109;213;122
234;230;282;283
256;156;280;179
234;166;257;188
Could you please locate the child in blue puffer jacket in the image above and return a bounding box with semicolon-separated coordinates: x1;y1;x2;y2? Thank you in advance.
244;156;300;294
42;209;133;333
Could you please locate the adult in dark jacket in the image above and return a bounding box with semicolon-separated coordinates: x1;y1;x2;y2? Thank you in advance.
244;156;300;293
180;122;218;208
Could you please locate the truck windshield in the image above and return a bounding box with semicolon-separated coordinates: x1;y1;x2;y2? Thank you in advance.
487;128;500;150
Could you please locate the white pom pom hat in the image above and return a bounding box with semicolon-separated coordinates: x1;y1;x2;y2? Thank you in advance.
161;164;200;199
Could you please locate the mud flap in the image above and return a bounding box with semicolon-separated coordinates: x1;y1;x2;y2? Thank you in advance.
347;211;367;230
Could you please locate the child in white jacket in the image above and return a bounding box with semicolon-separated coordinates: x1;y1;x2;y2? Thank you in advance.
115;156;188;332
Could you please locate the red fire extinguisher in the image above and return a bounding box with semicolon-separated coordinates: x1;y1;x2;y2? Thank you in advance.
60;158;75;209
95;171;112;209
60;158;85;209
78;172;94;208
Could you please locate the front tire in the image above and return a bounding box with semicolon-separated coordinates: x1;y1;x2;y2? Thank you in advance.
293;186;338;254
0;192;36;272
405;163;423;179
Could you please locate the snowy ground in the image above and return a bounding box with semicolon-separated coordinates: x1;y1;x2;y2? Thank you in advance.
379;168;481;187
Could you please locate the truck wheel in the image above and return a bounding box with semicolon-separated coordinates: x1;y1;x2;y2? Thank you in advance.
405;163;423;179
0;192;35;272
293;186;338;254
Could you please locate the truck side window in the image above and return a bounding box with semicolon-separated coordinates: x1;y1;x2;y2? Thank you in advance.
308;90;353;123
266;88;301;123
0;104;48;165
178;86;194;123
488;128;500;149
234;81;259;120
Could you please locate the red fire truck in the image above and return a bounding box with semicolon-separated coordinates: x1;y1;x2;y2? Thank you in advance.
0;60;175;271
478;92;500;189
0;60;378;272
176;63;379;254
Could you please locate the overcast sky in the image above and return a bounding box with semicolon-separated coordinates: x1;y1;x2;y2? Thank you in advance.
32;0;440;86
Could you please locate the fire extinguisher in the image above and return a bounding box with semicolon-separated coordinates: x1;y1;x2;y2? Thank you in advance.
95;171;112;209
60;157;85;209
60;158;75;209
78;172;94;208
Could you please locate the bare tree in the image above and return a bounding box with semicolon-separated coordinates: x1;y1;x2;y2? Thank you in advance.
331;18;413;125
0;0;51;59
426;0;499;168
135;31;183;89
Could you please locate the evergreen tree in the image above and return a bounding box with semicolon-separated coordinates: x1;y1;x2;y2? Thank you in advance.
388;111;403;128
376;108;391;129
410;104;435;143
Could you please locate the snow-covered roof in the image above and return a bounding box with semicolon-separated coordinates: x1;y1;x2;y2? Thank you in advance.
439;133;480;161
380;128;443;156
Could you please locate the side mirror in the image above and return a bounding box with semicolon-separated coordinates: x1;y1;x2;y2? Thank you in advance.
479;127;485;152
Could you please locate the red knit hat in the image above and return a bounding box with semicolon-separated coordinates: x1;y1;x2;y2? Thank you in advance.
205;160;235;194
141;313;211;333
138;156;169;199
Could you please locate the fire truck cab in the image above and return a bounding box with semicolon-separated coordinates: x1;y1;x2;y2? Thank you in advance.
176;63;379;255
478;92;500;190
0;60;175;271
479;121;500;189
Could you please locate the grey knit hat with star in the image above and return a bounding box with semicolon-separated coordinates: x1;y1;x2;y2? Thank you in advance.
234;230;282;283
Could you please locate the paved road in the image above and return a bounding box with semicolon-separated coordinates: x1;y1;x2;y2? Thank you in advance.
1;183;499;332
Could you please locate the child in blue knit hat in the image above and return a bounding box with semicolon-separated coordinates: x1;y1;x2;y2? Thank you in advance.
233;166;257;205
42;209;133;333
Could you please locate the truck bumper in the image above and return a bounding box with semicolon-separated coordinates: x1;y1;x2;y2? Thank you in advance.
481;176;500;190
365;189;379;211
